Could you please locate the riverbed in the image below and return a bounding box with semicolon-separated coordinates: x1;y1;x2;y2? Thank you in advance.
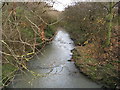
9;29;102;88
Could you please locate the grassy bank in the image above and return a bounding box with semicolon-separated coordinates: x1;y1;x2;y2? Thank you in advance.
72;41;119;88
61;2;119;88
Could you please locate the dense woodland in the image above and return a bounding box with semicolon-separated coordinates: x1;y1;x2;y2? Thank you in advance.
62;2;119;88
1;1;120;89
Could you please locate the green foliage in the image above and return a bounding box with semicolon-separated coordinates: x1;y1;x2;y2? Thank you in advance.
2;64;17;85
45;25;55;39
21;27;34;39
2;64;17;78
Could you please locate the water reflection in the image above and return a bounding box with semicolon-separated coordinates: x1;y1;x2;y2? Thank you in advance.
9;29;101;88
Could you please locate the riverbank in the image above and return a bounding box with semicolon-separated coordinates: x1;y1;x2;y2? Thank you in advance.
2;29;56;88
72;42;119;88
2;2;60;88
7;30;102;88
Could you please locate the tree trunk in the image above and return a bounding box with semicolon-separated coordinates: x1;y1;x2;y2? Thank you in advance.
106;2;113;46
118;1;120;15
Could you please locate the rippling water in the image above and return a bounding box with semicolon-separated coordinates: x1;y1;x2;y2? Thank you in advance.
9;29;101;88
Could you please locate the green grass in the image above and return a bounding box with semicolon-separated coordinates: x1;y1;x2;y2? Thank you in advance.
2;63;18;85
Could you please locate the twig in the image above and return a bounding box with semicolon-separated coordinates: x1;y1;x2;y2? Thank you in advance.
25;16;39;30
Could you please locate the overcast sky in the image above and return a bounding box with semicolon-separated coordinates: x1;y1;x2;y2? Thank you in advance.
2;0;118;11
47;0;119;11
49;0;93;11
52;0;73;11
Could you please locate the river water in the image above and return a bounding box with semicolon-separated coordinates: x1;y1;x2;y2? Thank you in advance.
9;29;101;88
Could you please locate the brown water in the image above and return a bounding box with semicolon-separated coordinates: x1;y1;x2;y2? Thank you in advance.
9;29;102;88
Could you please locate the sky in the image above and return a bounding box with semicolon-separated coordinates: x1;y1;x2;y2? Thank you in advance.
47;0;119;11
50;0;89;11
52;0;73;11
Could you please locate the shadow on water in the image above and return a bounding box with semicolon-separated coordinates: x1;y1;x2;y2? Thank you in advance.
9;29;102;88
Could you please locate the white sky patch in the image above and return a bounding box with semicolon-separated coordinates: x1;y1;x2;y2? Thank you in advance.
52;0;72;11
51;0;119;11
1;0;119;11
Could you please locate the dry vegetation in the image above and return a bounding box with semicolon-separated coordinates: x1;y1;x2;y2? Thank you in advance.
62;2;120;88
1;2;59;87
1;1;120;89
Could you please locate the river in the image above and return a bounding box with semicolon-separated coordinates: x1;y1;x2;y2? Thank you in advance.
9;29;102;88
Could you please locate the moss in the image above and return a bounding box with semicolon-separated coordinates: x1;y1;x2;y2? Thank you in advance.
21;27;34;38
45;25;55;39
2;63;18;85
